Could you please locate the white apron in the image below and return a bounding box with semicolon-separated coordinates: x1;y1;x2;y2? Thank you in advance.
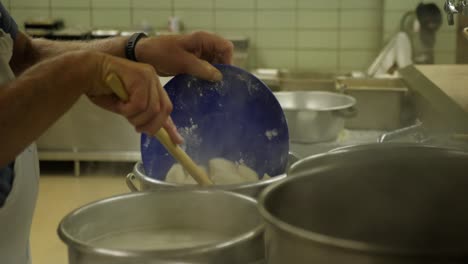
0;29;39;264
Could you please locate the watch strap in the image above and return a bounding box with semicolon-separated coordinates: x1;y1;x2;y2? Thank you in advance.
125;32;147;62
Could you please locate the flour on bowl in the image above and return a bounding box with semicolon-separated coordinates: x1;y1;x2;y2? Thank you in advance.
178;118;202;148
142;136;151;149
265;129;278;140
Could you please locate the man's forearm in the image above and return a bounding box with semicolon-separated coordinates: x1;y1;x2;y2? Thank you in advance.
11;32;127;75
32;36;127;60
0;51;101;166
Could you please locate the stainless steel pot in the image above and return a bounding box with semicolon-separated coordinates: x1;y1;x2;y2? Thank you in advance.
59;190;264;264
259;143;468;263
274;91;356;143
126;153;299;198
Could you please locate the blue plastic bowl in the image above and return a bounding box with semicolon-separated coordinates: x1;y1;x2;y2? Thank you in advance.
141;64;289;181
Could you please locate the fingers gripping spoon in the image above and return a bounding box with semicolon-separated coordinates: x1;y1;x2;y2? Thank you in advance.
105;73;213;186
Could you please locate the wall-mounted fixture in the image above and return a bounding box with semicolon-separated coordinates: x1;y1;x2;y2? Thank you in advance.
444;0;468;25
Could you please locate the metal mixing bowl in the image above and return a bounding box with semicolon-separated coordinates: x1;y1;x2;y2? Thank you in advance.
274;91;356;143
126;153;299;198
59;190;264;264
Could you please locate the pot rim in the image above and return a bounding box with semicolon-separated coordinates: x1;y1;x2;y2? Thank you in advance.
58;190;264;258
274;91;356;111
258;143;468;258
133;161;287;191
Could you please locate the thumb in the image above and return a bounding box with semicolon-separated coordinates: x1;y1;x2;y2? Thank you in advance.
183;53;223;81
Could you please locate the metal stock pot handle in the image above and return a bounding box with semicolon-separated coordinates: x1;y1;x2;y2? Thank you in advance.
287;152;300;170
126;173;139;192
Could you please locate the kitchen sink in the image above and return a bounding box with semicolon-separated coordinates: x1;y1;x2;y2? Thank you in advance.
336;77;415;131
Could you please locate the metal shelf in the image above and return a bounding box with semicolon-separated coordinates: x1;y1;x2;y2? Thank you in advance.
38;150;140;176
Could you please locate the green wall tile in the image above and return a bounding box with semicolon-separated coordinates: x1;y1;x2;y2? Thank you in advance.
257;30;295;48
434;31;457;52
175;10;214;31
51;0;90;8
216;29;256;69
215;10;254;29
339;50;376;72
341;0;382;9
257;49;296;69
51;9;91;27
298;10;338;29
297;30;338;49
215;0;255;9
174;0;213;9
257;0;295;9
384;0;421;11
340;30;381;49
216;29;256;46
382;30;393;42
298;0;339;9
132;0;172;9
246;48;257;70
297;50;337;71
133;9;172;31
383;11;402;33
92;0;130;8
11;0;49;8
92;9;131;28
257;10;295;29
7;0;458;73
340;10;382;29
438;19;457;32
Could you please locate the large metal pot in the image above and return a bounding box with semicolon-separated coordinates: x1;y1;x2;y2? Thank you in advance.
126;153;299;198
274;91;356;143
59;190;264;264
259;143;468;263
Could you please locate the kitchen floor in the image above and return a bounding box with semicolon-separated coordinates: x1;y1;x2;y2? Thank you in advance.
31;162;133;264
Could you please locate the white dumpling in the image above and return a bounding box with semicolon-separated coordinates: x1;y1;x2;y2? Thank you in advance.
165;164;186;184
166;158;265;185
209;158;244;184
237;164;259;182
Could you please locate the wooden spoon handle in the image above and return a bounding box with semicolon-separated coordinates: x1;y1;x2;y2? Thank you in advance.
105;73;213;186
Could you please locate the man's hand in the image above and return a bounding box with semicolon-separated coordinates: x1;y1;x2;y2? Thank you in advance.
135;31;234;81
87;53;183;144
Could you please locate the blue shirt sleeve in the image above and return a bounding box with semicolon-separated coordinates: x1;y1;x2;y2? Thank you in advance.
0;163;14;207
0;2;18;40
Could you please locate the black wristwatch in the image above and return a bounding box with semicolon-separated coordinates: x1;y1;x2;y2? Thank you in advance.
125;32;148;62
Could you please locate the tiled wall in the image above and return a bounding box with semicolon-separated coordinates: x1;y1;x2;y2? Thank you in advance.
4;0;457;71
383;0;457;64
